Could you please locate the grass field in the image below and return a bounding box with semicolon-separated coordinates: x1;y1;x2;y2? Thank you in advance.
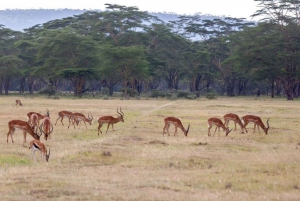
0;95;299;200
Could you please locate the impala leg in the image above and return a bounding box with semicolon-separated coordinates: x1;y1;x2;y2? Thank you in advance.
106;124;110;134
61;116;65;126
7;129;15;143
208;123;212;136
234;122;237;130
111;124;115;132
98;122;103;135
163;123;167;135
23;131;27;144
174;126;178;136
213;126;218;136
166;124;171;136
55;116;60;126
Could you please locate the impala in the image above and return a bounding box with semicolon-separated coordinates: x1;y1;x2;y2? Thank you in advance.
163;117;190;137
30;113;40;132
15;99;22;106
39;117;53;140
55;110;74;128
223;113;247;133
98;108;124;135
6;120;40;144
241;115;270;135
27;109;50;124
29;140;50;162
208;117;232;137
72;112;93;129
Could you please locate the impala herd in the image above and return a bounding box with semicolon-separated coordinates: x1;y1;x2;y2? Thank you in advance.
7;99;270;162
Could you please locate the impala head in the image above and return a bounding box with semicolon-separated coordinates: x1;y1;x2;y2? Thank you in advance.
264;119;270;135
117;107;124;122
45;148;50;162
88;113;93;124
184;124;190;136
39;123;53;141
225;127;232;136
45;109;50;117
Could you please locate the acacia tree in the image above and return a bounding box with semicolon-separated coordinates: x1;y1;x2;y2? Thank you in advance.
36;29;100;97
248;0;300;100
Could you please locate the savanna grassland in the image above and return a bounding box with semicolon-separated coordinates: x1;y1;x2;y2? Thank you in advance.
0;95;299;201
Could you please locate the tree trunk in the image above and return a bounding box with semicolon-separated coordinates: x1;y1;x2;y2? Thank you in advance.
72;76;85;97
19;77;26;94
4;80;10;95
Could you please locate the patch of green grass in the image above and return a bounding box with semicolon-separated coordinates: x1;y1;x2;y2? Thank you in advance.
0;154;30;166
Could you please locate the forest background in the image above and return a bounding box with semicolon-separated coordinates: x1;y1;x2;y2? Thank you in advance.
0;1;300;100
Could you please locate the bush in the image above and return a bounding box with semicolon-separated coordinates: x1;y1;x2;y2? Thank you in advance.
176;90;190;98
206;92;218;99
39;85;56;97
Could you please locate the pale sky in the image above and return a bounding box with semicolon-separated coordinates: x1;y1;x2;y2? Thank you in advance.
0;0;261;20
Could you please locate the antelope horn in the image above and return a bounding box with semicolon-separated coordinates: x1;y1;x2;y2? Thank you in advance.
120;107;124;116
266;118;270;129
186;124;190;135
117;107;122;116
39;123;46;135
46;109;50;117
49;124;54;134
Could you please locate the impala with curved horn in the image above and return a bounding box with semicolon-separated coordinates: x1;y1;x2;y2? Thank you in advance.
72;112;93;129
97;107;124;135
27;109;50;124
208;117;232;137
6;120;40;144
224;113;247;134
163;117;190;137
15;99;22;106
39;117;53;140
241;115;270;135
29;140;50;162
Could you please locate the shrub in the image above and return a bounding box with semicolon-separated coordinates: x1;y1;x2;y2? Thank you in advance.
206;92;218;99
39;85;56;97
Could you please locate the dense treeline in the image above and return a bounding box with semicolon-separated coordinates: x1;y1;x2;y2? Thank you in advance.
1;1;300;100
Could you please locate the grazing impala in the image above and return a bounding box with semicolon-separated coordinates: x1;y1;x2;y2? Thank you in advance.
15;99;22;106
208;117;232;137
6;120;40;144
55;110;74;128
39;117;53;140
30;113;40;132
29;140;50;162
98;108;124;135
163;117;190;137
223;113;247;133
72;112;93;129
241;115;270;135
27;109;50;124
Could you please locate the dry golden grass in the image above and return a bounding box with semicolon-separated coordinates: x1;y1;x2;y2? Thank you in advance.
0;95;299;200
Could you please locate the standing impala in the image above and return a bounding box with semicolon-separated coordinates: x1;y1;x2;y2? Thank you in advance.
6;120;40;144
39;117;53;140
15;99;22;106
223;113;247;133
29;140;50;162
27;109;50;124
98;108;124;135
163;117;190;137
208;117;232;137
241;115;270;135
72;112;93;129
55;110;74;128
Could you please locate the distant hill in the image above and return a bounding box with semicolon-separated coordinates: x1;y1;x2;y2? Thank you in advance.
0;9;222;32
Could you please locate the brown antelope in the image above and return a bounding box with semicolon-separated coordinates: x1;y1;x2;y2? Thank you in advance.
208;117;232;137
39;117;53;140
223;113;247;133
55;110;74;128
30;113;40;132
72;112;93;129
15;99;22;106
163;117;190;137
29;140;50;162
241;115;270;135
97;108;124;135
6;120;40;144
27;109;50;124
